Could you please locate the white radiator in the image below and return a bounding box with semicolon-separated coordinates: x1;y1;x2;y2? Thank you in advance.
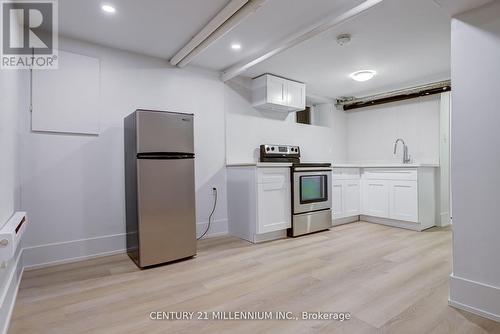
0;212;27;266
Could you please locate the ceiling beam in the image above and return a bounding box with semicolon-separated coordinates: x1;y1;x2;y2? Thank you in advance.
171;0;268;68
170;0;249;66
221;0;384;82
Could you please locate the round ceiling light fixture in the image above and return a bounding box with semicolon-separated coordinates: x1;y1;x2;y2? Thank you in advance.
350;70;377;82
101;4;116;14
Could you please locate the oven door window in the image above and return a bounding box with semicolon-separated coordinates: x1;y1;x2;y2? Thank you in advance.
300;175;328;204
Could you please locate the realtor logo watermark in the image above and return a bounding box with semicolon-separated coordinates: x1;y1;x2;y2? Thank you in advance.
1;0;58;69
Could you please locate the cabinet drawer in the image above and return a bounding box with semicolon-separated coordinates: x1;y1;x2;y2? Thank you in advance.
257;168;290;184
362;168;417;181
332;168;360;180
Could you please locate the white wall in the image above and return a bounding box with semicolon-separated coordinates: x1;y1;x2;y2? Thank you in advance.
224;77;440;167
346;96;441;164
0;68;28;334
313;104;348;163
224;77;347;164
449;2;500;321
0;70;25;227
439;92;451;226
19;37;228;267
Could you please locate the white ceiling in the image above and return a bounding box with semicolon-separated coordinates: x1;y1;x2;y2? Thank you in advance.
432;0;493;16
244;0;455;98
57;0;229;59
190;0;366;70
57;0;492;98
57;0;365;67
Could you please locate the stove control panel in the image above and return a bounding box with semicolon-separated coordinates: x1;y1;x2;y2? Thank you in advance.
260;144;300;162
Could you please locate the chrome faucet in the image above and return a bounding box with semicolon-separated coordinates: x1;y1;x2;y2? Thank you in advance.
393;138;411;164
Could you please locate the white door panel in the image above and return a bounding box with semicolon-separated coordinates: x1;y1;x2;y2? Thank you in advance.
362;180;389;218
332;182;344;218
267;76;286;105
287;81;305;110
389;181;418;222
344;181;360;216
256;168;291;234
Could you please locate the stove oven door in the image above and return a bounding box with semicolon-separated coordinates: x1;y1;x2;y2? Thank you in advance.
293;168;332;214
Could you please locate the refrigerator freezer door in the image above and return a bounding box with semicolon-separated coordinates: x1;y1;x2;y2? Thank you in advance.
137;158;196;267
136;110;194;154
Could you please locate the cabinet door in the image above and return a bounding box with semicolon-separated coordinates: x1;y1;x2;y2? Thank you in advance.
256;169;291;234
362;180;389;218
344;180;360;216
389;180;418;222
332;181;344;219
287;81;306;110
267;76;287;105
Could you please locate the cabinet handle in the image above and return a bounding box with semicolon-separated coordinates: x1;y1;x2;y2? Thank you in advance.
366;171;411;174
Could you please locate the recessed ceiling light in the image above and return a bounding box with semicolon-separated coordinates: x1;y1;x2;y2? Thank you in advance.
350;70;376;82
231;43;242;50
101;4;116;14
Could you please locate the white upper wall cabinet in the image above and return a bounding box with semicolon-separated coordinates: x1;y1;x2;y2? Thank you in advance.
251;74;305;112
32;50;100;135
286;80;306;110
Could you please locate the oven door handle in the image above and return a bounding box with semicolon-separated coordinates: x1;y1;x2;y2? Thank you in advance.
294;167;332;172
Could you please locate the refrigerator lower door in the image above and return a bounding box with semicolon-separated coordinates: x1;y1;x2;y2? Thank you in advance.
137;158;196;267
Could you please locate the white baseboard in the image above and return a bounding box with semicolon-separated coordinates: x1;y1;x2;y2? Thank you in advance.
440;211;451;227
0;248;24;334
253;229;287;243
16;219;228;270
333;216;360;226
449;273;500;322
196;219;228;239
22;233;127;270
360;215;426;231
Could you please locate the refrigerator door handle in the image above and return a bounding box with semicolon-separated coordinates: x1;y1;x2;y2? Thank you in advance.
137;152;195;160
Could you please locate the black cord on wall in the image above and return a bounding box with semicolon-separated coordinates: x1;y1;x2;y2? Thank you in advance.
197;187;217;240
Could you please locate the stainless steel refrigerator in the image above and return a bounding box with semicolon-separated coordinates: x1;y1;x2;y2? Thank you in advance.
124;109;196;268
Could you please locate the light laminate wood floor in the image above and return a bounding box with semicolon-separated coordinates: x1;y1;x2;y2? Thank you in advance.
8;222;500;333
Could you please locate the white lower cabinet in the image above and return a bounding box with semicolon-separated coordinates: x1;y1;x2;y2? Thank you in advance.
332;168;361;223
388;180;418;222
227;166;291;243
332;181;344;219
344;181;361;216
360;168;436;231
362;180;389;218
256;169;291;234
333;167;436;231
